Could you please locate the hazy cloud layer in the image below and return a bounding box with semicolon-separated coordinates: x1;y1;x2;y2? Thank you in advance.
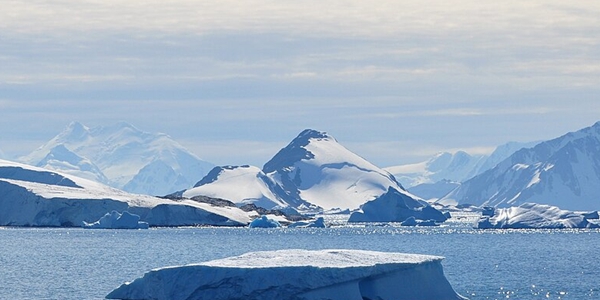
1;1;599;167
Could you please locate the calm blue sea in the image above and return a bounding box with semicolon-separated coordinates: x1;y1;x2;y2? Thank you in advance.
1;217;599;300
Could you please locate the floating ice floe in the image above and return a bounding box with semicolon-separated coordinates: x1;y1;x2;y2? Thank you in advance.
400;216;439;227
83;211;149;229
288;217;326;228
477;203;600;229
106;249;467;300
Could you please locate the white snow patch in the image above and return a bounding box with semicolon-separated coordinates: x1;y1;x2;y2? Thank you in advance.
183;165;287;209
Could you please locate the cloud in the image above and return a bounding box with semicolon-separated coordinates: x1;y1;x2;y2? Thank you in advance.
1;1;600;166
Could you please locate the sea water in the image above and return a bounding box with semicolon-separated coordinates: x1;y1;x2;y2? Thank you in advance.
0;219;599;299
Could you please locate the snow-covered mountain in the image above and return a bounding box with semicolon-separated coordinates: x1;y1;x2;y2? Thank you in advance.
19;122;214;196
182;129;432;215
183;165;288;209
262;129;407;211
441;122;600;211
0;159;250;227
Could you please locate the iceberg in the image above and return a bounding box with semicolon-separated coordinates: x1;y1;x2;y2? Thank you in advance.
400;216;439;227
348;187;449;223
83;210;149;229
106;249;466;300
288;217;326;228
248;215;282;228
477;203;600;229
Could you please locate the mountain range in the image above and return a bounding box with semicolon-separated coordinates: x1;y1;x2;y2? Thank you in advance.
384;141;538;200
440;121;600;211
19;122;214;196
385;141;539;189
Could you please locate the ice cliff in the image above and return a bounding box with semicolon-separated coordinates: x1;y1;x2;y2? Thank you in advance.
107;249;466;300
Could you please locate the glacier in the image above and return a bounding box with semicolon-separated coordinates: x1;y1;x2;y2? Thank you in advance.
106;249;466;300
477;203;600;229
0;159;250;227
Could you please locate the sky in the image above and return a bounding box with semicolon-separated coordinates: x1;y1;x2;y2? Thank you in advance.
1;0;600;168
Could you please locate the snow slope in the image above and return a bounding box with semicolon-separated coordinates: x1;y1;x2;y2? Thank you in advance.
442;122;600;210
0;159;249;227
263;129;406;211
183;165;287;209
36;144;109;184
106;249;466;300
19;121;214;196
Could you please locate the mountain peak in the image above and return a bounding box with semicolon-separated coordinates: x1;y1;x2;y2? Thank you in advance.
263;129;335;173
60;121;90;142
295;129;332;143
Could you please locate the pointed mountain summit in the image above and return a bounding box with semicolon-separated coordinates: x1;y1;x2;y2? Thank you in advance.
262;129;407;211
20;121;214;196
442;121;600;210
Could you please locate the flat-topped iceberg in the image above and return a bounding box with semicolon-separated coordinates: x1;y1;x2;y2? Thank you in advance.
477;203;600;229
107;249;466;300
83;211;149;229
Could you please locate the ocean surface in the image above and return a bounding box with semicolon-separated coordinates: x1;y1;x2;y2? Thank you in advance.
1;214;599;300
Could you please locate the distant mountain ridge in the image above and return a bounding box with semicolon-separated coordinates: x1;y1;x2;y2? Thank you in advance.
385;141;539;189
385;141;539;200
441;121;600;211
183;129;429;214
19;122;214;196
